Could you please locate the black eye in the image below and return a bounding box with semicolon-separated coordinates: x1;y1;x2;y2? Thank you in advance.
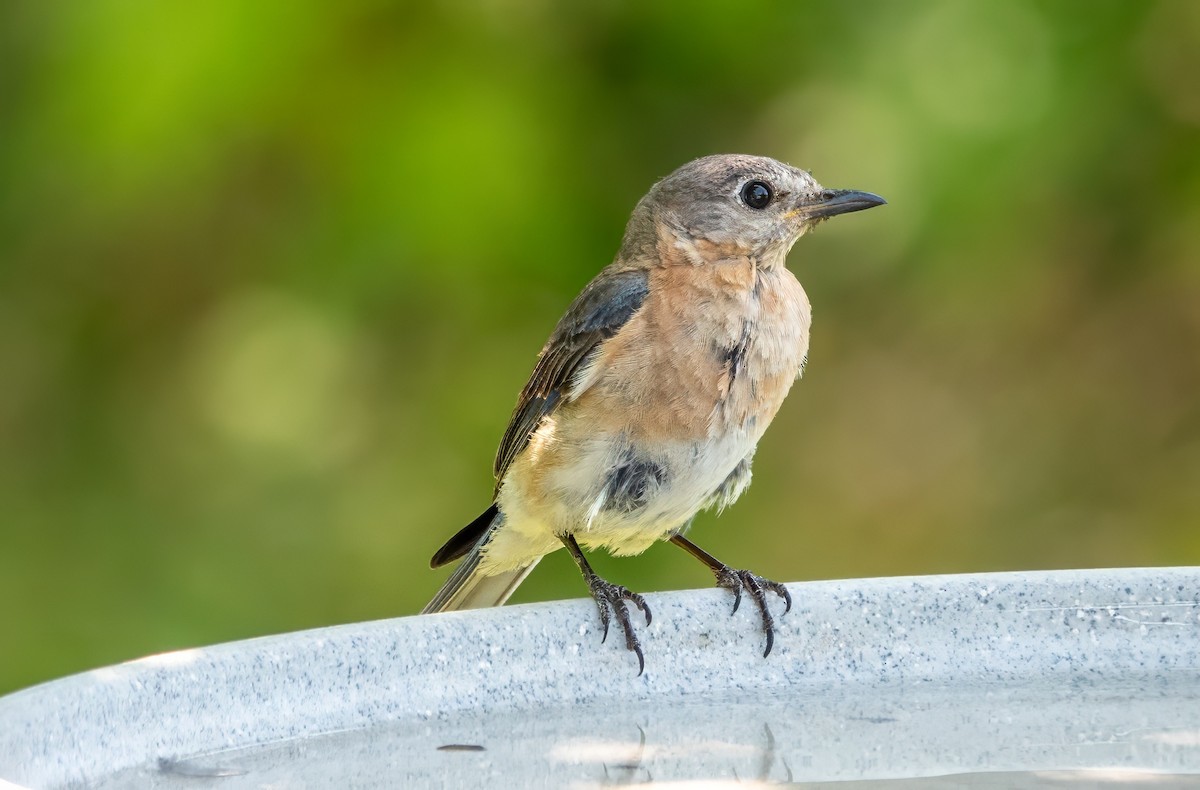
740;180;773;210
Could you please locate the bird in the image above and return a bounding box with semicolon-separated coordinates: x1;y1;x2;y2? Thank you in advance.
422;154;884;673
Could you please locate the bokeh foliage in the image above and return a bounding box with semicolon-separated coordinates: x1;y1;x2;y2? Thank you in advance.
2;0;1199;694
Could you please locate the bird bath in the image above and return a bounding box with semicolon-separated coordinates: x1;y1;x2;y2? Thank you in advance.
1;568;1198;787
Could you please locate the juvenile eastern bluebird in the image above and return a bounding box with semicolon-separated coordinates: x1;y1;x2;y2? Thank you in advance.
423;154;884;672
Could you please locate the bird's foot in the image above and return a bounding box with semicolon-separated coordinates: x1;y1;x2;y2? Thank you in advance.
714;567;792;658
583;572;652;675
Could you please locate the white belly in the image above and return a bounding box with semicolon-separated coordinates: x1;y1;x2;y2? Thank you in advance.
483;427;757;572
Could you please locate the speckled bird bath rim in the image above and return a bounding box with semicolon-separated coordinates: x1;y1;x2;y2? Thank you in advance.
1;568;1199;788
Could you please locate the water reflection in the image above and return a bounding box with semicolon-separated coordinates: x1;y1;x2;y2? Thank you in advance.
88;676;1200;788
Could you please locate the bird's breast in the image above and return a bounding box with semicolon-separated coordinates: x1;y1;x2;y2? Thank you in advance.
578;259;812;444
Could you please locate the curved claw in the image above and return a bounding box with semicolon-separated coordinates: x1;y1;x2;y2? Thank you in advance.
767;580;792;615
584;576;653;675
595;596;613;644
779;585;793;614
629;635;646;676
728;583;743;615
714;567;792;658
633;593;653;626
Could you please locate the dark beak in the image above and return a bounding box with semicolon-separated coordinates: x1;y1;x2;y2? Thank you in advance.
800;189;887;220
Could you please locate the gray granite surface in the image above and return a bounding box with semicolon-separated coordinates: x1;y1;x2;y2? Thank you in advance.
1;568;1199;787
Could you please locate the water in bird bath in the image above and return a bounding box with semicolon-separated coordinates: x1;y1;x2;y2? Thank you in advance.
87;674;1200;788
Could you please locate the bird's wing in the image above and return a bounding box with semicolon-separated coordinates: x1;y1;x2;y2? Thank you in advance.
493;268;650;486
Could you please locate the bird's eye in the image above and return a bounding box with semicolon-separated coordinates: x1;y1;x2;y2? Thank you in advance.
740;180;773;210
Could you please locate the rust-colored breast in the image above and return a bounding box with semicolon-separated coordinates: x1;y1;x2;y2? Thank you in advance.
575;256;811;445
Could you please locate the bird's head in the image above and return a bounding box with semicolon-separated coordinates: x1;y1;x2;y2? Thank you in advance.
628;154;885;264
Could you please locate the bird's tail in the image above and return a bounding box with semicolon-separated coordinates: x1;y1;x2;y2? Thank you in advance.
421;505;538;613
421;547;540;613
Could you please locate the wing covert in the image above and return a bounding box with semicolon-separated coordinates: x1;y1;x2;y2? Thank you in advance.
493;268;649;486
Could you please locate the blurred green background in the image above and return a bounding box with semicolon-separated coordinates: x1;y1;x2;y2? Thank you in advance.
2;0;1199;695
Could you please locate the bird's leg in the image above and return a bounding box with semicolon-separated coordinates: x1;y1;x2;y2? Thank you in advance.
561;534;652;675
669;534;792;658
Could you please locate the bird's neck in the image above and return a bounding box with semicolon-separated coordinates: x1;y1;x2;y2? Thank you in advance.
653;223;796;273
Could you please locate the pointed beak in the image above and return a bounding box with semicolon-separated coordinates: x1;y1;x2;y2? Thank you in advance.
798;189;887;220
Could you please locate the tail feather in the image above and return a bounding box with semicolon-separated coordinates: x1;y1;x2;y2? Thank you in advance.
431;504;499;568
422;506;538;613
421;547;539;613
